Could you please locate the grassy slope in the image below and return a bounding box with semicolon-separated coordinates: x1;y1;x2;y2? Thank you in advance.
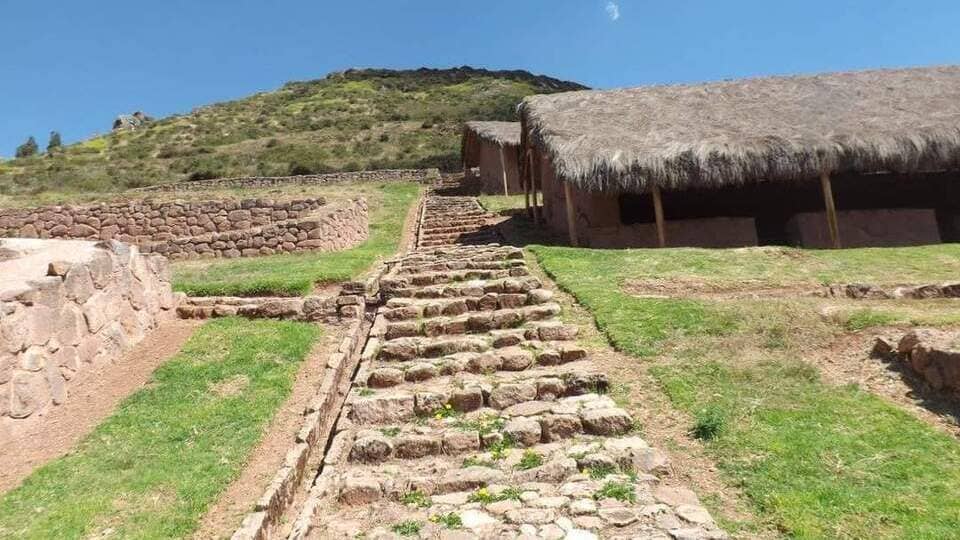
0;67;584;201
0;318;319;539
531;244;960;539
172;182;420;296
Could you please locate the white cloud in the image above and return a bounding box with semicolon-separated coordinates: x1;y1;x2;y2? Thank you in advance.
605;1;620;21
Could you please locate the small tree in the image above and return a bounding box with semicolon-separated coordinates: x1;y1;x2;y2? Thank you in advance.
46;131;62;153
15;136;38;158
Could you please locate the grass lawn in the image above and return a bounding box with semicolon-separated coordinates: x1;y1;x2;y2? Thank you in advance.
0;318;319;539
172;182;420;296
478;194;526;215
531;244;960;539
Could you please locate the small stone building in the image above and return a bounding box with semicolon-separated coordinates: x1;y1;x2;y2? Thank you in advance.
461;121;523;195
518;66;960;249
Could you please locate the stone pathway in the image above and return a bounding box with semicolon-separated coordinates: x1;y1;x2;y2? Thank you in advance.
294;195;727;539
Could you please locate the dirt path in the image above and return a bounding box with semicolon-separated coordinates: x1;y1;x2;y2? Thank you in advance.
287;195;729;539
0;319;200;495
194;323;347;539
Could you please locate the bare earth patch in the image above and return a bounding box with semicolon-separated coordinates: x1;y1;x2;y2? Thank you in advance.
806;329;960;438
194;323;346;539
0;319;200;495
624;276;821;300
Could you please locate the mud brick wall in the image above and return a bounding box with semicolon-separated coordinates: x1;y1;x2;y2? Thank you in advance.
144;199;369;260
787;208;941;248
0;239;179;420
135;168;441;193
0;198;326;243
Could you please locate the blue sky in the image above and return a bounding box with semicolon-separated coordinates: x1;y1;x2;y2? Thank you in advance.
2;0;959;156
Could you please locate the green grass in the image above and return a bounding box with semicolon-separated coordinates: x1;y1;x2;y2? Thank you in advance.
842;308;901;331
531;244;960;539
171;182;420;296
478;194;526;215
0;318;319;539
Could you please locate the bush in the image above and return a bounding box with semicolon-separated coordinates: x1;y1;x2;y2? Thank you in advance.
15;136;38;158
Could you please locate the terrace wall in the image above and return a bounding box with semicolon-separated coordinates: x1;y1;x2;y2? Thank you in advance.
0;198;325;243
145;199;369;260
0;239;178;420
0;197;370;260
134;168;441;193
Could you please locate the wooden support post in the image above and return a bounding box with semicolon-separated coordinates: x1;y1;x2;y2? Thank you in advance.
524;152;533;219
651;184;666;248
498;147;509;196
563;181;580;247
532;185;541;225
820;170;841;249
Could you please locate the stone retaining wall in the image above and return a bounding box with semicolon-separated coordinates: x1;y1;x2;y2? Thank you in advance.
0;239;179;420
873;330;960;393
0;197;325;244
0;197;370;261
135;168;441;193
144;199;368;260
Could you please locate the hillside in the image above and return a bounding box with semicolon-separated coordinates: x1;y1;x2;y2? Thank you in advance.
0;67;585;198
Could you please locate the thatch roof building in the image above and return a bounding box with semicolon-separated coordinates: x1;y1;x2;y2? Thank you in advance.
518;65;960;249
462;121;523;195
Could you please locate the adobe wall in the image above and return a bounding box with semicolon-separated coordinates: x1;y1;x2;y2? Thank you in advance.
787;209;941;248
0;238;178;420
537;157;758;248
477;141;522;195
0;197;369;260
135;168;441;193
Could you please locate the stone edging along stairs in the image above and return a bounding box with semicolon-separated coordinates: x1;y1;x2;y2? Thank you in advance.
232;195;727;539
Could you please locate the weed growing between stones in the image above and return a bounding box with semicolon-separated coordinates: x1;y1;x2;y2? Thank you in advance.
594;481;637;504
400;491;431;509
461;456;496;468
429;512;463;529
391;520;423;536
380;426;401;437
515;449;543;470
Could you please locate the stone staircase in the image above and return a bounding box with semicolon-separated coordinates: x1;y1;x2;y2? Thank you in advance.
289;213;728;539
417;196;500;248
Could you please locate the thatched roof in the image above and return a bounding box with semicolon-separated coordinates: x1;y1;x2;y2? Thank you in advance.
464;121;521;146
520;65;960;193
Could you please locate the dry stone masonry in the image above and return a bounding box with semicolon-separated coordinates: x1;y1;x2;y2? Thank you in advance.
135;168;442;193
874;330;960;394
275;196;726;540
0;197;369;260
0;238;178;420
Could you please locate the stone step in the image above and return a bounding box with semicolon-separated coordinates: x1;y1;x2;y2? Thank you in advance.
395;258;526;275
376;321;581;360
419;233;498;245
381;267;529;290
381;303;562;340
335;432;665;503
383;276;543;299
345;386;622;427
355;358;608;399
382;289;555;320
420;223;494;236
